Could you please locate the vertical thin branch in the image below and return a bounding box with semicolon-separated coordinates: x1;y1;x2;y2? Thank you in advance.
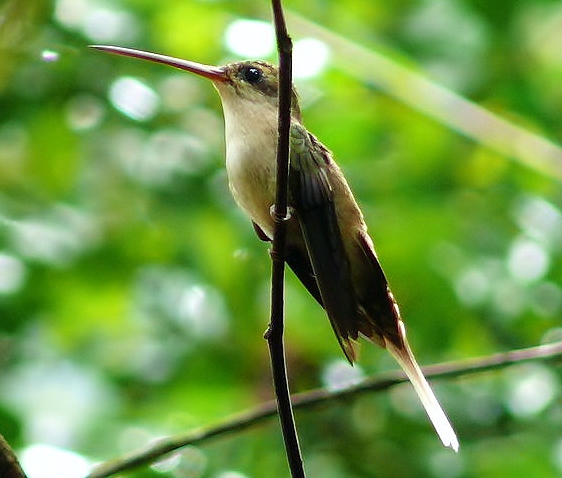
265;0;305;477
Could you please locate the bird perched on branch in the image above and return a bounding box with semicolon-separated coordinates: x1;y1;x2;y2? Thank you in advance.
91;45;459;451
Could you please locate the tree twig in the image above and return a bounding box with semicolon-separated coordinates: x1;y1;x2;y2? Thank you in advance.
264;0;305;477
85;341;562;478
0;433;28;478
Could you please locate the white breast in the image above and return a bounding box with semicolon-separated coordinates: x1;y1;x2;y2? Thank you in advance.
218;89;280;237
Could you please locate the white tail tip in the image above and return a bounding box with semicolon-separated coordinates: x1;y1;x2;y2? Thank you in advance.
385;325;459;452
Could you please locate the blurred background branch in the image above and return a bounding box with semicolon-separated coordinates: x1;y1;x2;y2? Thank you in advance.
287;12;562;182
86;341;562;478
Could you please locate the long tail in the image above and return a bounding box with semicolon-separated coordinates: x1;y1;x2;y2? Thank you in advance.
384;321;459;452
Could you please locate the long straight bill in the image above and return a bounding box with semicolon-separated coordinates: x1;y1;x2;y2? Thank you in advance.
89;45;228;82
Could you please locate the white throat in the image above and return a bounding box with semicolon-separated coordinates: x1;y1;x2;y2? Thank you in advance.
216;87;280;236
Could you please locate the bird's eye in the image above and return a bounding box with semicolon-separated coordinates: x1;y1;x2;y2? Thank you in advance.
241;66;263;84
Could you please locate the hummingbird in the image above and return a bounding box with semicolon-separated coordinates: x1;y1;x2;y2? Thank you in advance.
91;45;459;451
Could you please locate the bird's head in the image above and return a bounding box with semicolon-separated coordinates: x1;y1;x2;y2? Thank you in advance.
90;46;301;122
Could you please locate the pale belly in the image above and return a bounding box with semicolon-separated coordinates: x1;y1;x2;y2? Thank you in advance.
225;137;278;238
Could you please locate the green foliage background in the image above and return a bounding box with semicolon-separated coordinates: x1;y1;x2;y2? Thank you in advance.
1;0;562;477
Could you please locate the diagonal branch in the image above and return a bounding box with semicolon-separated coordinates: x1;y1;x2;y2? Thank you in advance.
85;341;562;478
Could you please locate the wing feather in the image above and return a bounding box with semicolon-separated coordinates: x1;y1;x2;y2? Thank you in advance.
289;123;359;361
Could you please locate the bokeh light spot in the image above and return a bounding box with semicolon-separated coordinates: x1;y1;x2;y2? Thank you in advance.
134;266;229;342
152;446;207;477
513;195;562;248
454;266;490;306
293;38;330;79
7;206;100;266
112;127;210;186
321;359;364;392
552;438;562;473
1;358;118;446
65;94;105;131
55;0;139;44
507;237;549;283
83;8;136;43
224;19;275;58
109;77;160;121
216;472;249;478
54;0;90;28
21;444;90;478
429;448;465;478
507;365;558;417
41;50;60;62
0;252;25;294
